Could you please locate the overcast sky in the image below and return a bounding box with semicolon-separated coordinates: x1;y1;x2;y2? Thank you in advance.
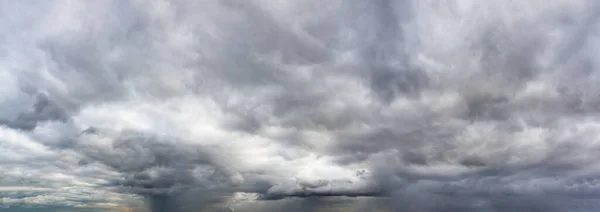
1;0;600;211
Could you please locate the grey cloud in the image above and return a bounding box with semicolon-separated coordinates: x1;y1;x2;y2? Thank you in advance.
2;0;600;211
0;94;68;130
76;129;240;191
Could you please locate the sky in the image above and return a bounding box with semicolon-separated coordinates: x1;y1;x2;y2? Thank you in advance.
1;0;600;211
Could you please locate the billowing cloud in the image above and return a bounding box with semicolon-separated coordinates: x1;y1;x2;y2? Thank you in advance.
2;0;600;211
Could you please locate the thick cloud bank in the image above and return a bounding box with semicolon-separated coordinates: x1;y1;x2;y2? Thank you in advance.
2;0;600;211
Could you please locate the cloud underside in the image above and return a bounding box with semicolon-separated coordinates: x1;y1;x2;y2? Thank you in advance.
2;0;600;211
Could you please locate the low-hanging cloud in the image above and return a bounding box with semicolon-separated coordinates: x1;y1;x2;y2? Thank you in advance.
2;0;600;211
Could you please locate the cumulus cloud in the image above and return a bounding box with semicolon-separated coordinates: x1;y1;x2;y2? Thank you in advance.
2;0;600;211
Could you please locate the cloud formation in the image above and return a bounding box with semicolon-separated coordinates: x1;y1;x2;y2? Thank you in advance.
2;0;600;211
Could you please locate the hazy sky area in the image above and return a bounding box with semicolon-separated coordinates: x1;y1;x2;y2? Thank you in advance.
2;0;600;211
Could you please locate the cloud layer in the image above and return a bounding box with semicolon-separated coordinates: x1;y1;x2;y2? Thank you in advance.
2;0;600;211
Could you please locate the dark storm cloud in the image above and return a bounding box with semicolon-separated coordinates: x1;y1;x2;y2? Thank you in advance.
75;129;243;192
2;0;600;211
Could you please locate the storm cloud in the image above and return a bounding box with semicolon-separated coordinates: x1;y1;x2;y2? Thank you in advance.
2;0;600;211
